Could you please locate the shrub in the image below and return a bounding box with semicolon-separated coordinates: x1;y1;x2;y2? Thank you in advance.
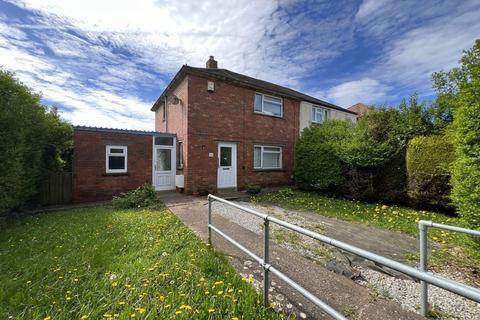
245;184;261;195
406;135;455;210
112;184;161;209
295;120;351;190
0;70;72;215
450;40;480;227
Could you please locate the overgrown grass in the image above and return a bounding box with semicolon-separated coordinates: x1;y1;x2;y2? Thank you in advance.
251;189;480;269
0;207;282;319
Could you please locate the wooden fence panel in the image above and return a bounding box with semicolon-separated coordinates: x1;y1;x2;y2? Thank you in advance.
40;172;72;205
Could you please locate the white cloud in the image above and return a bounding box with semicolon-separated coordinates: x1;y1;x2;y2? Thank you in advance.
324;78;391;107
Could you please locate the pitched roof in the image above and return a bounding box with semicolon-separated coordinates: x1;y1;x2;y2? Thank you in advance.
151;66;357;115
348;103;372;115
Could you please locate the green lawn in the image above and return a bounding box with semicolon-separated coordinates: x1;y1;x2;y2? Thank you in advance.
251;189;480;270
0;207;281;320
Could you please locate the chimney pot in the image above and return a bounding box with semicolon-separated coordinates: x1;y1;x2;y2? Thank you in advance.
206;56;218;69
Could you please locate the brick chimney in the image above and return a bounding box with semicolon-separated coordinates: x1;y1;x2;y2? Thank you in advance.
206;56;218;69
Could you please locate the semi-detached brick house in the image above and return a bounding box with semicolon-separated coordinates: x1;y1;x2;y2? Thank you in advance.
72;57;356;202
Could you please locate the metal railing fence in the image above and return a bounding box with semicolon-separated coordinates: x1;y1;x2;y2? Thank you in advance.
418;220;480;317
208;195;480;319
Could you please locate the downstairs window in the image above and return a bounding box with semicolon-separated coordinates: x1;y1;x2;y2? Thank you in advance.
106;145;127;173
254;145;282;169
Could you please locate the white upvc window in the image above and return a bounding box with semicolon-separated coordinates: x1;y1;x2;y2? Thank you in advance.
311;106;329;123
254;93;283;117
254;145;282;169
106;145;128;173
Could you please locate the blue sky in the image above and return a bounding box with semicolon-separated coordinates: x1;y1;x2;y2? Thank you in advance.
1;0;479;130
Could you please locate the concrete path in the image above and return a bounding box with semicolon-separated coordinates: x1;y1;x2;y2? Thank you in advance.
160;192;424;320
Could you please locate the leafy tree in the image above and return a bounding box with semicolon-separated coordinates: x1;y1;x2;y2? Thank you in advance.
0;70;72;214
445;40;480;227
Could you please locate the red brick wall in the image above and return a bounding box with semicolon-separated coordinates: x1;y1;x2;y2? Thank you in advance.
185;74;299;192
73;130;153;202
155;77;189;179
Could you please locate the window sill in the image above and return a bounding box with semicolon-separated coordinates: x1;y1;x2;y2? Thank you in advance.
103;172;129;176
253;112;284;119
253;168;285;172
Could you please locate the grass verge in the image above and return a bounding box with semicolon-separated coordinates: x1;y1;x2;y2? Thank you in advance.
251;189;480;270
0;207;282;320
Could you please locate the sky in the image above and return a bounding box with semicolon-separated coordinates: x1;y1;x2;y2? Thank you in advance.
1;0;479;130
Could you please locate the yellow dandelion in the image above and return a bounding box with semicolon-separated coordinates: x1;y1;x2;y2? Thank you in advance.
208;309;215;313
217;290;223;295
111;282;118;287
175;311;183;315
118;301;126;305
44;317;51;320
180;305;192;310
80;316;88;319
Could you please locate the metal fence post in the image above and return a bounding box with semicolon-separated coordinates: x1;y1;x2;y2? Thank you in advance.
419;222;428;317
208;196;212;245
263;218;270;307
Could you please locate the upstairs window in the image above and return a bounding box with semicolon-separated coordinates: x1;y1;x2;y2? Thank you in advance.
106;146;127;173
254;145;282;169
311;106;329;123
254;93;283;117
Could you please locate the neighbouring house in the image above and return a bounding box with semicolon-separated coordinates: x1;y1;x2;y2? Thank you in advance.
348;102;372;118
73;56;356;202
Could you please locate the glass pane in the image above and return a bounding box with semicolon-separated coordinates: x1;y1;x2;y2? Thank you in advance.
109;148;124;154
324;109;329;120
220;147;232;167
108;156;125;170
264;95;281;104
264;146;280;152
155;137;174;146
254;147;262;168
263;101;282;116
156;149;171;171
263;152;280;168
254;94;263;112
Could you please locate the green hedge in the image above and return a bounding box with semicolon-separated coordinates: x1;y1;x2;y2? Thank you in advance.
294;121;351;190
406;135;455;210
451;41;480;227
0;70;72;214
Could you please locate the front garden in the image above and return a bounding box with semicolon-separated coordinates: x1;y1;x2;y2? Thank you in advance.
252;189;480;272
0;206;281;319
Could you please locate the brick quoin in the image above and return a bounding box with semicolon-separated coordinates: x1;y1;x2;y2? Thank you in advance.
73;130;153;202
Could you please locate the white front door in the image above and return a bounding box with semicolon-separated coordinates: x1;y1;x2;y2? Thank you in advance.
217;142;237;189
154;145;175;191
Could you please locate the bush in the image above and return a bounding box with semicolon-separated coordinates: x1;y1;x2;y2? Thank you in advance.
245;184;261;195
450;40;480;227
406;135;455;210
0;70;72;215
295;120;352;190
112;184;161;209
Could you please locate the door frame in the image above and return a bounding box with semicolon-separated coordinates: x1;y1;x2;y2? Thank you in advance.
152;137;176;191
217;142;237;189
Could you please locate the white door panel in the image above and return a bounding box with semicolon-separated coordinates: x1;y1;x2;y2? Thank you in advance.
154;145;175;191
217;143;237;189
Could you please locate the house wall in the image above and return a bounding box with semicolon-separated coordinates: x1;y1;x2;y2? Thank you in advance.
155;76;189;185
185;74;299;192
73;130;153;202
299;101;357;134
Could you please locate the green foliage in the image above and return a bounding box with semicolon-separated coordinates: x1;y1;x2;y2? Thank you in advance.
337;109;405;167
0;207;280;319
406;135;455;210
112;184;161;209
448;40;480;227
0;70;72;214
294;120;351;190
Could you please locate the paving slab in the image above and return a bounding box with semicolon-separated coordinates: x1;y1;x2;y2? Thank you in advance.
160;193;424;320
